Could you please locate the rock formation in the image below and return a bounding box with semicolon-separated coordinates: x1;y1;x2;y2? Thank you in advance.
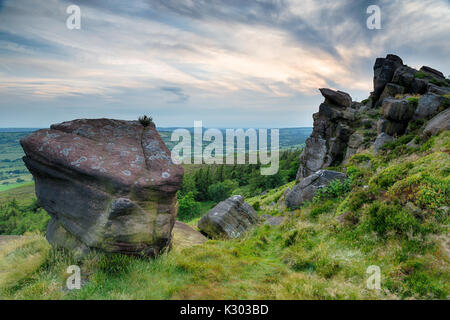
20;118;183;257
198;195;259;239
296;89;357;179
296;54;450;180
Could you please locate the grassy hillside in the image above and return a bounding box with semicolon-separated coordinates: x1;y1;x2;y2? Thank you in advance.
0;131;448;300
0;132;34;190
0;183;35;203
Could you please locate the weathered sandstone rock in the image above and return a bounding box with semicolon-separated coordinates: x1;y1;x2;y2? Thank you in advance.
172;221;207;250
423;109;450;136
20;118;183;257
263;216;286;226
297;88;355;179
373;133;395;154
420;66;445;80
319;88;352;108
198;195;259;239
286;170;347;208
372;54;404;103
382;98;416;122
414;93;448;120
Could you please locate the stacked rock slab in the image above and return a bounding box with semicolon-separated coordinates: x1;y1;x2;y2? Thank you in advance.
371;54;404;106
198;195;259;239
296;88;356;179
372;56;450;144
20;119;183;257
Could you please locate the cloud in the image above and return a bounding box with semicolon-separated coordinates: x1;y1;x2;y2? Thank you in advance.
161;86;190;103
0;0;449;127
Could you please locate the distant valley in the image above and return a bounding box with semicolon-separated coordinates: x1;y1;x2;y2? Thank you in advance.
0;127;312;191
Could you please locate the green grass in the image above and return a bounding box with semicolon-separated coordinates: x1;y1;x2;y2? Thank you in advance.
0;131;448;300
0;182;34;192
0;183;36;204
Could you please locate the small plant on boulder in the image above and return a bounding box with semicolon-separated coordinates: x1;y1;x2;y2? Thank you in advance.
138;115;153;127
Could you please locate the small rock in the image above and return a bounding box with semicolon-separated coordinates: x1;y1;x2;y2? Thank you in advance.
377;83;405;107
260;214;273;221
392;66;417;92
171;221;207;250
373;133;395;154
286;170;347;208
406;138;419;148
264;216;286;226
198;195;259;239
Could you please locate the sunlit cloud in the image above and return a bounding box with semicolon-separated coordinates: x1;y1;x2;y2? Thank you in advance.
0;0;448;127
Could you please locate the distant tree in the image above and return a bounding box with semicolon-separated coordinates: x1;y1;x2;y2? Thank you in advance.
177;192;201;221
179;174;197;197
207;179;238;203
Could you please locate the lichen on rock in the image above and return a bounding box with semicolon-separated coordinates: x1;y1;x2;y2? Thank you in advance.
20;118;184;257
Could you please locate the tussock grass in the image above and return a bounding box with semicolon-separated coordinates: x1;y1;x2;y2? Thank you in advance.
0;233;50;292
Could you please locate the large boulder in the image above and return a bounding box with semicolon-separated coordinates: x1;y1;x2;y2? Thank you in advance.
286;170;347;208
198;195;259;239
378;83;404;106
423;109;450;136
372;54;403;103
20;118;183;257
319;88;352;108
377;117;407;136
420;66;445;80
391;66;418;92
382;98;416;122
414;93;445;120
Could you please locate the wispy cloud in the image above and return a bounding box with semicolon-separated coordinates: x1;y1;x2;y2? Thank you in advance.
0;0;449;127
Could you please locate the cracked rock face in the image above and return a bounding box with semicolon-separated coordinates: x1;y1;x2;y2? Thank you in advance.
20;118;183;257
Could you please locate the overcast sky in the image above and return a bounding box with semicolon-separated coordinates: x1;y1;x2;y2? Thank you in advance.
0;0;449;128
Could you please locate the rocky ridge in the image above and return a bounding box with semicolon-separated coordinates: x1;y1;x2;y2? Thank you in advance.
297;54;449;180
289;54;449;207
